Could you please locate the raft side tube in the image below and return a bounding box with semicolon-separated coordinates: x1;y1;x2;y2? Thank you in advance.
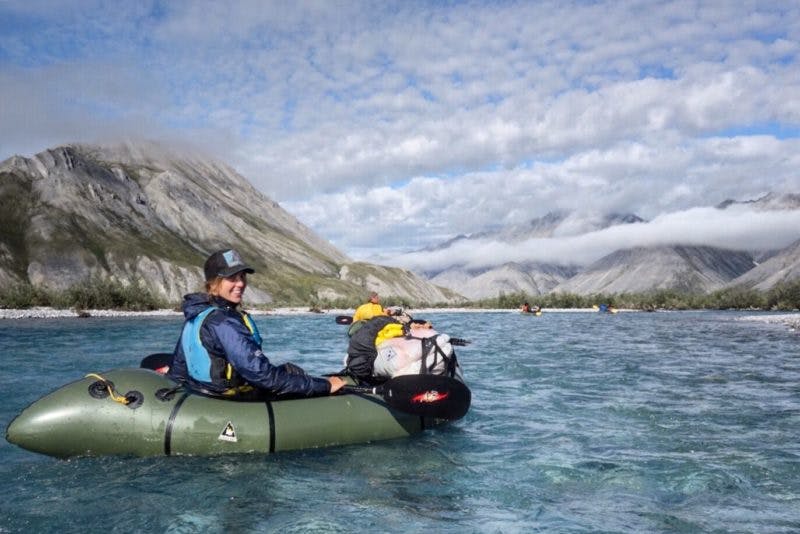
6;368;447;458
167;393;426;456
6;369;175;458
270;394;425;452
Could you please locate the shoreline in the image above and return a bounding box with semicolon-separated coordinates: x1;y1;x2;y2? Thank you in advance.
0;306;586;320
0;306;798;329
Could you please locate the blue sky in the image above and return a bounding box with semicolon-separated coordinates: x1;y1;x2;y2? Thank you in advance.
1;1;799;267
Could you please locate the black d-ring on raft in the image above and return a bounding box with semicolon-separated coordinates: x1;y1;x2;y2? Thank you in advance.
88;380;112;399
124;391;144;409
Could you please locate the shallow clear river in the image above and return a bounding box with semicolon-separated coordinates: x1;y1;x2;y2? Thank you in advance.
1;310;798;533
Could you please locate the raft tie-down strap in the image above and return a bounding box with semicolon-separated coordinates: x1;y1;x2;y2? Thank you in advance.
265;401;276;453
164;391;191;456
85;373;143;408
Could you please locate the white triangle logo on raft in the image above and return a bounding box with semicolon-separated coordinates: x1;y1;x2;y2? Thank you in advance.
219;421;238;443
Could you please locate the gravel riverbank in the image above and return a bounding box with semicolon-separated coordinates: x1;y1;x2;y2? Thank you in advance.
2;307;798;332
0;306;587;319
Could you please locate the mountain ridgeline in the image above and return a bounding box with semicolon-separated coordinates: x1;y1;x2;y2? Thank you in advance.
421;199;800;300
0;143;458;306
2;142;798;308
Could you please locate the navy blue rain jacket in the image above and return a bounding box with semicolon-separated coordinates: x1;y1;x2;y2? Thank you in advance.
170;293;331;397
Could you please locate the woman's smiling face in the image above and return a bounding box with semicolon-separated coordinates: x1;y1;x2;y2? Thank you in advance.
211;272;247;304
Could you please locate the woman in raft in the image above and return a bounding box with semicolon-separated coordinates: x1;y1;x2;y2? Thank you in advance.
170;249;345;399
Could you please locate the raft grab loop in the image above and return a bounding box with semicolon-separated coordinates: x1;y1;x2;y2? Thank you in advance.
85;373;144;409
155;386;182;402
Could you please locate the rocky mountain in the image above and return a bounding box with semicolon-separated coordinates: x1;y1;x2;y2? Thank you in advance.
0;143;458;305
429;262;578;301
727;238;800;291
414;195;800;298
716;192;800;263
717;192;800;211
553;245;756;295
419;211;641;299
434;211;644;248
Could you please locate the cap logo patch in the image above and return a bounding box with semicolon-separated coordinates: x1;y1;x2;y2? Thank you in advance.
222;250;243;268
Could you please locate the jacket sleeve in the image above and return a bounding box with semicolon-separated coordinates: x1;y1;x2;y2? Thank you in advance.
208;313;331;397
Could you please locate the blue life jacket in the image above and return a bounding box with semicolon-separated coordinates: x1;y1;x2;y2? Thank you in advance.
180;307;263;388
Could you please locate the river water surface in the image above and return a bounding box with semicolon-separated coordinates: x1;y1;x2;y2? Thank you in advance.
1;310;798;533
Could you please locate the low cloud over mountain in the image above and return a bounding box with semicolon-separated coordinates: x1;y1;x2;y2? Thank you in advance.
392;195;800;299
391;201;800;275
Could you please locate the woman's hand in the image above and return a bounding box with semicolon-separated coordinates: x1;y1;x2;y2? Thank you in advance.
327;375;346;394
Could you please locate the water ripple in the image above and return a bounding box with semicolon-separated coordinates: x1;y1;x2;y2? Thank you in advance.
1;311;799;532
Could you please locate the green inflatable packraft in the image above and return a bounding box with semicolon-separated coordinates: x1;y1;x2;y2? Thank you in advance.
6;368;466;458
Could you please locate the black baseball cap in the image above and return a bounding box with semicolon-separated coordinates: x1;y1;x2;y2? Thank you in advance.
204;249;255;280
